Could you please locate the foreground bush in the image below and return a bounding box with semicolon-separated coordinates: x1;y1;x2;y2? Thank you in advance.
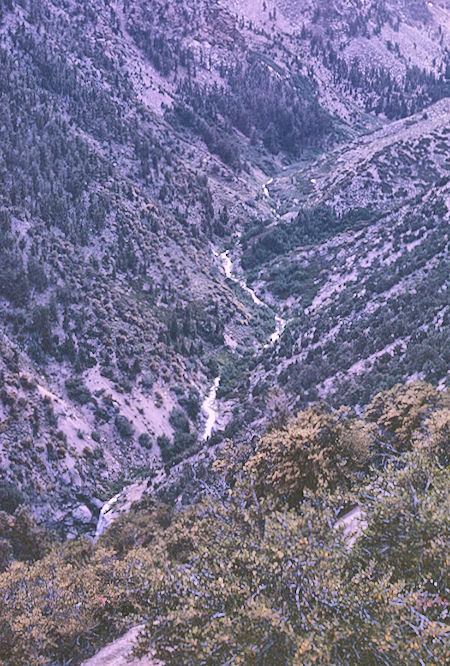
0;546;146;664
245;404;373;504
0;385;447;665
0;481;23;514
132;451;448;665
0;507;53;572
365;380;442;448
2;449;446;665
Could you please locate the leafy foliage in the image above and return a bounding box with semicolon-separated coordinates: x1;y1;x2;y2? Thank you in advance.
246;405;372;504
0;385;447;665
0;507;52;572
365;380;442;447
0;481;23;514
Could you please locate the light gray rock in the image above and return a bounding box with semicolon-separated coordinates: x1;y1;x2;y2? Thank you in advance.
81;625;161;666
72;504;93;524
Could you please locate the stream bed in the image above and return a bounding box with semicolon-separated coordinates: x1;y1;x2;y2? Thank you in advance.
200;246;286;440
95;240;286;535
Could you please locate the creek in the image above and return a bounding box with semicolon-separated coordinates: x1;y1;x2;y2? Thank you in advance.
96;235;286;535
200;245;286;439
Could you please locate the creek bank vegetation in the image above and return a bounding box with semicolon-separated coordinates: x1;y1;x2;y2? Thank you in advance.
0;382;448;665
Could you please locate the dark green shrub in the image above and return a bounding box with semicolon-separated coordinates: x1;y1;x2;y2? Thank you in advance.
65;378;92;405
0;481;23;514
115;415;134;439
138;433;152;449
169;408;189;433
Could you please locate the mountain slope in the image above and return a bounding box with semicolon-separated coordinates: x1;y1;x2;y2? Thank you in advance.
0;0;448;531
